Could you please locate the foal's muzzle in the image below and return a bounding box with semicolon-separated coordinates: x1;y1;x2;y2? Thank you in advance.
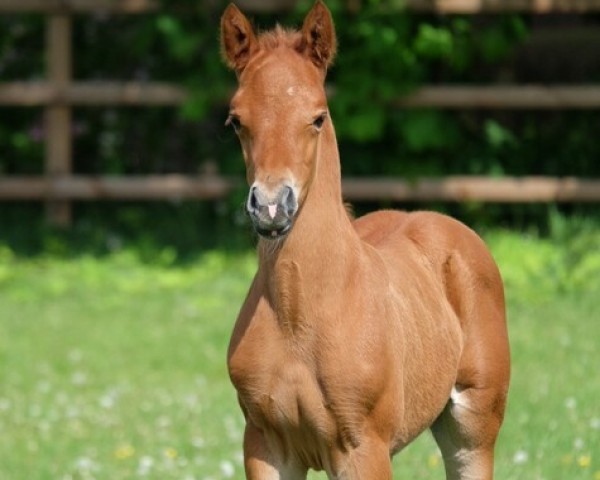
246;184;298;239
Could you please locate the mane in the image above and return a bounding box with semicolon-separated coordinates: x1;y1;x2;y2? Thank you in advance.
257;25;302;52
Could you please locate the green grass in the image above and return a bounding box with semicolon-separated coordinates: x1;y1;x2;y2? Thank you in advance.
0;227;599;479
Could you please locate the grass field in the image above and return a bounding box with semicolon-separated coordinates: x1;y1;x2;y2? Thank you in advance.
1;225;599;479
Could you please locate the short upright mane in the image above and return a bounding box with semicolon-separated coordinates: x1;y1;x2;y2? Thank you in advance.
257;25;302;53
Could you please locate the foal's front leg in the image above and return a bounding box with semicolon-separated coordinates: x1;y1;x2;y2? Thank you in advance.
243;423;307;480
328;435;393;480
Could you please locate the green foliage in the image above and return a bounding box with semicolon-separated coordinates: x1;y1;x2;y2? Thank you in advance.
413;24;454;59
1;5;600;213
0;203;254;260
485;119;517;150
487;217;600;299
398;110;461;152
484;17;528;62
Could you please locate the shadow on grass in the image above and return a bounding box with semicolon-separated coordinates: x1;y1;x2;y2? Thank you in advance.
0;202;256;263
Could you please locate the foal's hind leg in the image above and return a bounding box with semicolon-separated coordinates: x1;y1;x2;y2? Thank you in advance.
430;307;509;479
430;384;506;480
432;242;510;479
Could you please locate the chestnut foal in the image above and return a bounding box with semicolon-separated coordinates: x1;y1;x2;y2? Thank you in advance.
221;2;510;479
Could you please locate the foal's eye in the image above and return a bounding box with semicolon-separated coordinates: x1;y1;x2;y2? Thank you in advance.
226;114;242;133
312;112;327;131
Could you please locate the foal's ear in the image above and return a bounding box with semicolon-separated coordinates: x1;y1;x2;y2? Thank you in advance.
298;0;337;70
221;3;258;75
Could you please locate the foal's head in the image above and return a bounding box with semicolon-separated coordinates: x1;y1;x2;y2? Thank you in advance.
221;1;336;239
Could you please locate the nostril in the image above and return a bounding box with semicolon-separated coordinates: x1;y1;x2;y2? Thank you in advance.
282;186;297;217
247;187;259;214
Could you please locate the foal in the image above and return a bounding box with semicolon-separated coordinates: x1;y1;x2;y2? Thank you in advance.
221;2;510;479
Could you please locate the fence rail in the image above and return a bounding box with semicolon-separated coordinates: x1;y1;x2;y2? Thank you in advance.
406;0;600;13
3;0;600;13
4;83;600;109
393;85;600;109
1;0;600;226
2;176;599;203
0;81;187;106
0;0;158;13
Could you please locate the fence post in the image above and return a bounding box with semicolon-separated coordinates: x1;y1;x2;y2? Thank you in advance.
45;12;72;226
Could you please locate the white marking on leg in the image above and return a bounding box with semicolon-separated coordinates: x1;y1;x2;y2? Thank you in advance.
451;386;469;409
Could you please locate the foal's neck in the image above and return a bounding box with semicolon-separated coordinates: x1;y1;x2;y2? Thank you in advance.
258;123;359;301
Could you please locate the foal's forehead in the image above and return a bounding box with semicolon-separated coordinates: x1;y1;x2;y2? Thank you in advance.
235;49;326;106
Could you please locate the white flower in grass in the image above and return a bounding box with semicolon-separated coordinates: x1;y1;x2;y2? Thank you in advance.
68;349;83;364
75;457;93;470
74;456;99;476
513;450;529;465
37;381;51;393
0;398;11;411
157;415;171;429
38;421;51;433
66;406;80;419
136;456;154;476
195;376;207;388
71;371;88;386
99;395;115;409
590;417;600;430
565;397;577;410
191;437;205;449
224;415;241;441
220;460;235;478
99;388;120;409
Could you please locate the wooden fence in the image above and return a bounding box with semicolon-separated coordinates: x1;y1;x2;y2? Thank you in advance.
1;0;600;226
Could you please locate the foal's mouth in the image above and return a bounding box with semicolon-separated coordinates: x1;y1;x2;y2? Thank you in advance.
253;221;293;239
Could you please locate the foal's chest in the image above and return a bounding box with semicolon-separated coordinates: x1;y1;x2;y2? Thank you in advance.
229;317;330;435
228;272;388;461
252;360;330;435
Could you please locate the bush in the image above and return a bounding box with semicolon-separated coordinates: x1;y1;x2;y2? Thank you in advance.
1;3;600;228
